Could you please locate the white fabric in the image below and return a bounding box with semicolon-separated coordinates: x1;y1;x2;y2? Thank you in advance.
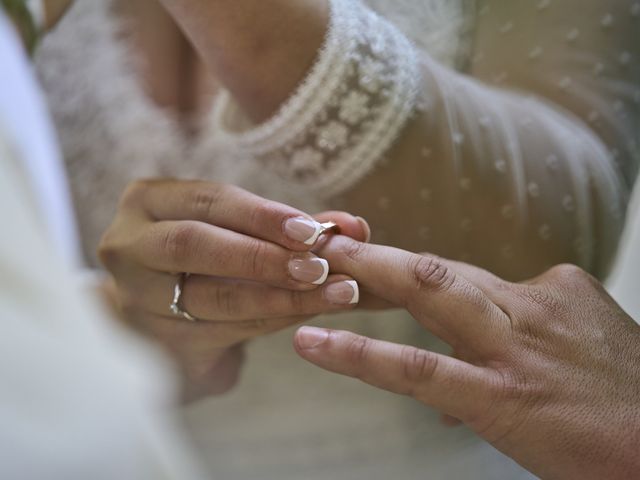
0;13;80;267
609;183;640;322
0;12;205;480
213;0;422;198
34;1;638;479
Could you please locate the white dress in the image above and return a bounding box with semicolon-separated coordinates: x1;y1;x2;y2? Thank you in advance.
36;1;639;478
0;13;204;479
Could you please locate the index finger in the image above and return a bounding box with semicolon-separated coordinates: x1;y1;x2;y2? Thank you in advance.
122;180;365;251
315;236;509;353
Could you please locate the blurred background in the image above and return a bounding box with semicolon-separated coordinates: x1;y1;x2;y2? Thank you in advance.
609;184;640;320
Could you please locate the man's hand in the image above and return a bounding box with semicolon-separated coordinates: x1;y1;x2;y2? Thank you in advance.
295;235;640;480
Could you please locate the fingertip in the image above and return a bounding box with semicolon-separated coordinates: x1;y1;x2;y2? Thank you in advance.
294;326;330;352
355;217;372;243
324;279;360;305
313;258;330;285
283;216;325;247
288;254;330;288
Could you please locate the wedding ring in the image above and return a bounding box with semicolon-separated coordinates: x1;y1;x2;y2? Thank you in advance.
319;222;340;235
170;273;198;322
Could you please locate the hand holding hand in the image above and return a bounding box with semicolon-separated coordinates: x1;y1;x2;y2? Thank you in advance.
296;236;640;479
99;179;368;401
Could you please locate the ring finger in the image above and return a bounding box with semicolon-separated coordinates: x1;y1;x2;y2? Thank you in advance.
119;268;361;322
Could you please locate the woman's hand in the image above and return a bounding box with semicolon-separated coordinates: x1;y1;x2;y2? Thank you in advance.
99;179;368;401
295;235;640;480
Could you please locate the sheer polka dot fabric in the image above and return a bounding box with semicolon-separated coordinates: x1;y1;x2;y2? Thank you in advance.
218;0;638;279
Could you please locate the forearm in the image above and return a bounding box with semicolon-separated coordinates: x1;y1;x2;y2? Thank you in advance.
160;0;329;122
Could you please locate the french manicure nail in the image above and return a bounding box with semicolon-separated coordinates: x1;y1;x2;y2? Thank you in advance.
289;256;329;285
297;326;329;349
284;217;323;245
324;280;360;305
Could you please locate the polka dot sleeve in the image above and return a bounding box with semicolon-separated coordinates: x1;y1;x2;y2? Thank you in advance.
336;0;638;280
217;0;639;280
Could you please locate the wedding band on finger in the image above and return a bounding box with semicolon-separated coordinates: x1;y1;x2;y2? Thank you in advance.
169;224;337;321
170;273;199;322
306;222;340;245
320;222;340;234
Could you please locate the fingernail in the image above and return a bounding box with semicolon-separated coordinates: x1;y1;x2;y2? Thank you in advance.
356;216;371;243
324;280;360;305
297;326;329;349
284;217;323;245
289;256;329;285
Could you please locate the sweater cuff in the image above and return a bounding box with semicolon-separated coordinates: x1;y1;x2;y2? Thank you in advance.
212;0;420;199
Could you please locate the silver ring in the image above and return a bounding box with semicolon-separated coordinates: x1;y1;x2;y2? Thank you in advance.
170;273;198;322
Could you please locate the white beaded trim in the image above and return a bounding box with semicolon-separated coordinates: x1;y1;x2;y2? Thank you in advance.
213;0;421;199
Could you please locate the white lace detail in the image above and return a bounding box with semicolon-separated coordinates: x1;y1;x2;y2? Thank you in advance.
213;0;421;199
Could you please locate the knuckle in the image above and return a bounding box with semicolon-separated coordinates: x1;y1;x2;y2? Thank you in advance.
286;290;307;315
525;265;603;323
161;222;200;265
470;369;529;439
400;346;438;384
262;289;306;316
545;263;593;287
345;335;371;366
340;237;368;263
525;265;592;315
120;179;153;209
250;201;281;231
97;230;123;271
212;284;241;318
242;238;269;278
411;255;455;293
189;184;225;220
512;288;562;352
495;369;525;402
494;367;542;422
97;240;116;271
524;287;560;313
